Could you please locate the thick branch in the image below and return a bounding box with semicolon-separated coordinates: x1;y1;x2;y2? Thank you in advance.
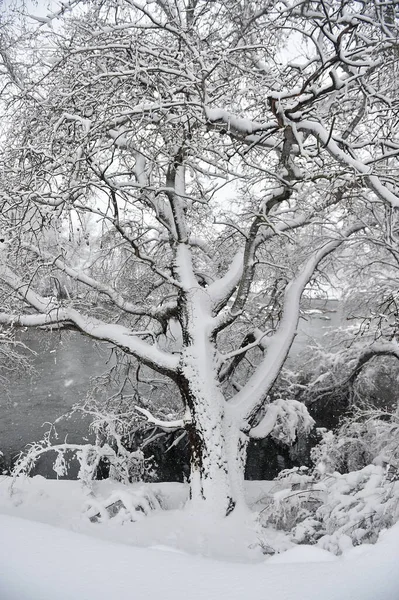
0;307;179;376
23;244;176;323
228;222;365;430
134;405;186;431
0;266;179;375
297;120;399;208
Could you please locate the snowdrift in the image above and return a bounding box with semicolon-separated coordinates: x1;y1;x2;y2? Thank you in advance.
0;476;398;600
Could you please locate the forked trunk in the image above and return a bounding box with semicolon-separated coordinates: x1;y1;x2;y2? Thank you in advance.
176;282;249;517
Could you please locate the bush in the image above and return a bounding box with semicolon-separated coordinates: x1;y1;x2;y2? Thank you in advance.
259;409;399;555
311;410;399;473
260;464;399;554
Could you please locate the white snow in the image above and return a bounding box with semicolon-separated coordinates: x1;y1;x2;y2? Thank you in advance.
250;398;314;441
267;544;337;563
298;120;399;208
205;107;274;135
0;476;399;600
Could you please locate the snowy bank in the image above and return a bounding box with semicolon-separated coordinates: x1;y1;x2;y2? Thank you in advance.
0;476;398;600
1;513;399;600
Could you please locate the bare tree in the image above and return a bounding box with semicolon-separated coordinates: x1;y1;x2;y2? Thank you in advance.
0;0;398;515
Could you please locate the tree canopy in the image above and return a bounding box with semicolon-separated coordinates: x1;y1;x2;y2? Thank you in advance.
0;0;398;515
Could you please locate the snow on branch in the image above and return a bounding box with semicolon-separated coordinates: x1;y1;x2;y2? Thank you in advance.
23;243;176;323
249;399;314;443
307;340;399;402
0;258;180;374
218;328;269;384
297;120;399;208
12;437;145;487
256;213;310;244
346;341;399;383
134;405;186;431
229;222;366;428
0;306;180;375
205;107;276;137
207;250;244;311
0;263;57;314
27;0;81;27
220;329;271;362
0;266;179;374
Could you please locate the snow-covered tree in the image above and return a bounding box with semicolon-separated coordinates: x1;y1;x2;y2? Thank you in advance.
0;0;398;516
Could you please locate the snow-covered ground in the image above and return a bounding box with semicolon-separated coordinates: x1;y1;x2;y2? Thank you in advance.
1;476;399;600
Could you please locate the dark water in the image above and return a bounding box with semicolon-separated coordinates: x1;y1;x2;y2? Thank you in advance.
0;300;342;475
0;330;112;470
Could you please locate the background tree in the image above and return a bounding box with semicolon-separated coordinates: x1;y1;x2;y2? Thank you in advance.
0;0;398;516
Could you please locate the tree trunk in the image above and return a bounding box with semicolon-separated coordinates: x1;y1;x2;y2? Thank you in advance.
186;411;249;516
174;282;250;517
179;347;248;517
225;418;249;512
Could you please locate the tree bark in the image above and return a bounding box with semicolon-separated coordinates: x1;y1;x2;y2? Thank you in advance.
184;413;249;515
179;348;239;516
184;402;249;516
176;286;248;516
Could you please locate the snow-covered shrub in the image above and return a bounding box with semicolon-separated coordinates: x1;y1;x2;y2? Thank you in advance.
315;465;399;553
311;410;399;473
86;486;162;524
260;464;399;554
259;411;399;552
76;443;146;486
11;426;147;488
251;399;315;443
258;467;324;533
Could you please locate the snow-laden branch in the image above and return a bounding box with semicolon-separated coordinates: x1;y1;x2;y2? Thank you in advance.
0;264;179;374
134;405;186;431
205;107;286;152
27;0;81;27
346;341;399;383
229;221;366;429
256;213;310;244
53;112;91;136
205;107;276;137
23;244;177;323
297;120;399;208
220;329;271;362
218;328;269;384
207;250;244;311
249;398;314;442
307;340;399;402
0;306;179;375
0;263;57;314
165;156;189;244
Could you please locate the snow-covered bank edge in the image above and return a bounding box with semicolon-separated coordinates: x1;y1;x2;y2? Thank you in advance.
1;476;399;600
1;511;399;600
